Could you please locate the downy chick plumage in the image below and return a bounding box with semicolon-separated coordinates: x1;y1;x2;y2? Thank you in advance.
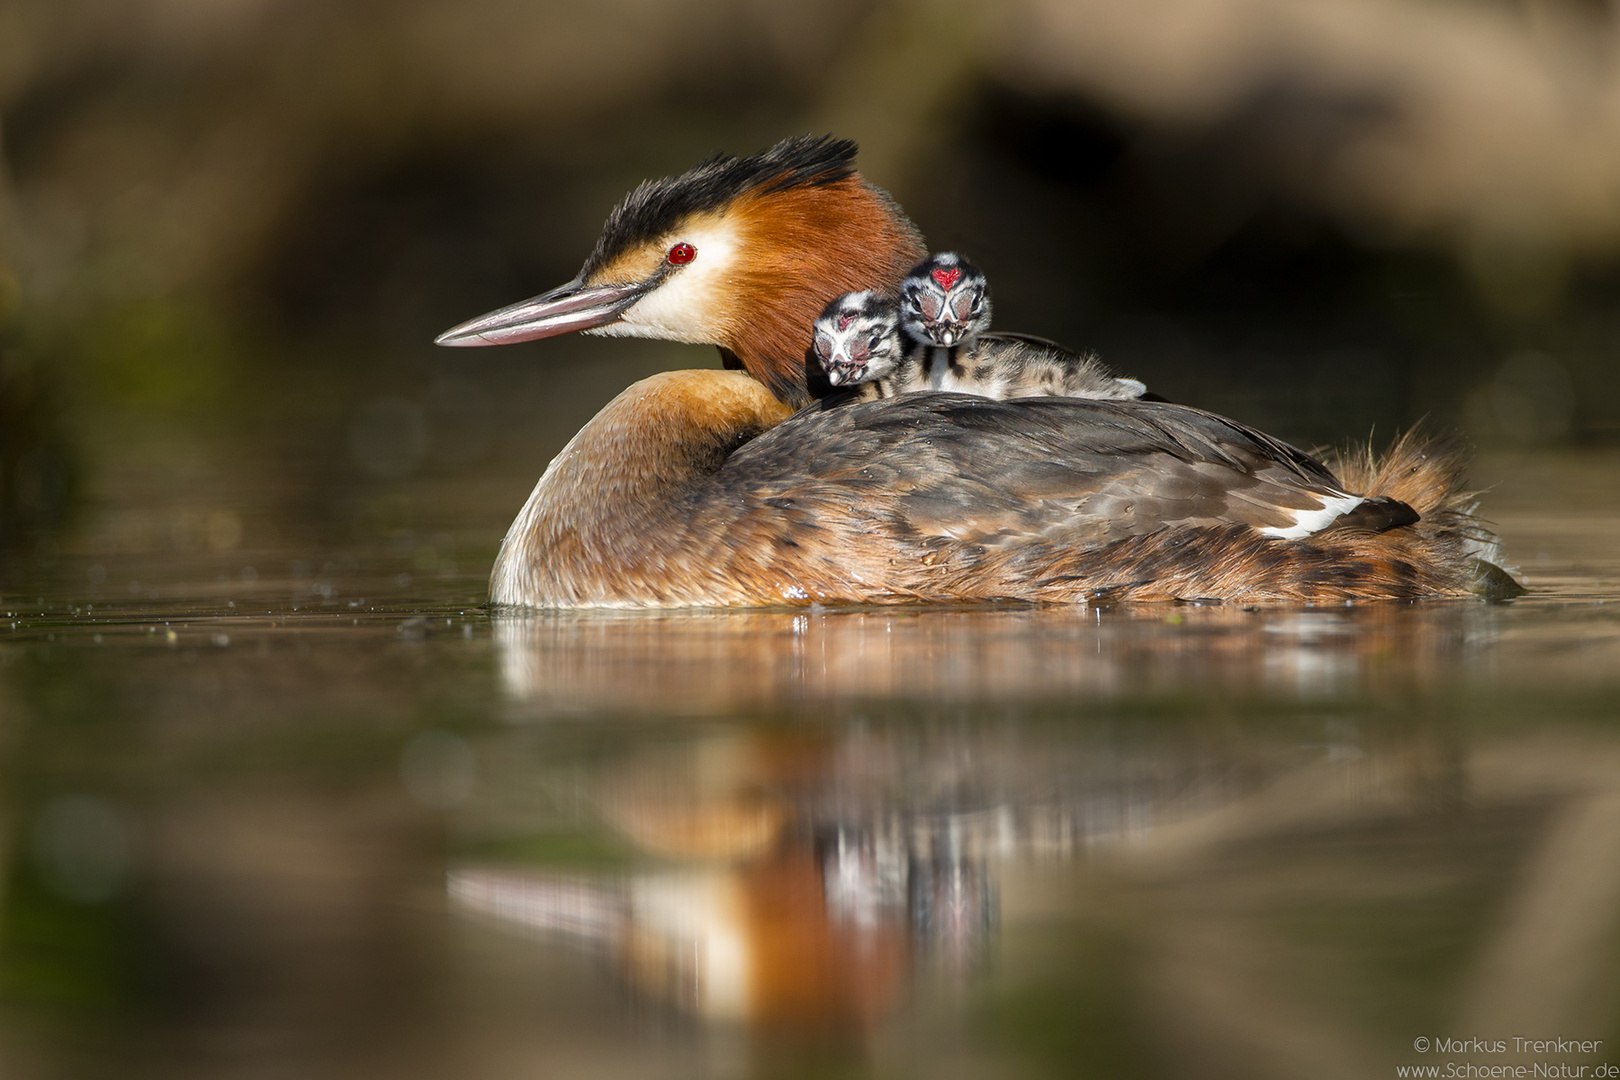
812;253;1147;402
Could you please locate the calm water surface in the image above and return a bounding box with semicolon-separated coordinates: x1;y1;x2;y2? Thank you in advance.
1;451;1617;1079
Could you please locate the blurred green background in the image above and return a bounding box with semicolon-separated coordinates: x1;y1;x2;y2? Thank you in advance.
2;0;1618;589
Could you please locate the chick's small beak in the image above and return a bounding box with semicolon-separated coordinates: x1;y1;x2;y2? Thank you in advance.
434;277;651;347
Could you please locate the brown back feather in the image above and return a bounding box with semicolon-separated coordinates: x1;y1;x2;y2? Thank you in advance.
493;380;1519;608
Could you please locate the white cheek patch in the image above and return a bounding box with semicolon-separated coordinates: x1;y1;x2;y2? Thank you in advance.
586;219;741;345
1259;492;1366;539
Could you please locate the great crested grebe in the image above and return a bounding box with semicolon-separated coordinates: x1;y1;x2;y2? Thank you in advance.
437;135;1516;608
814;254;1149;401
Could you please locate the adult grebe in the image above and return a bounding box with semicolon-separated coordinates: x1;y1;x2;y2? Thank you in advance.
437;136;1515;608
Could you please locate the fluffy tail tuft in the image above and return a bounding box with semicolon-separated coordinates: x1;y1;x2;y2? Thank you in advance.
1325;429;1522;599
1325;428;1467;514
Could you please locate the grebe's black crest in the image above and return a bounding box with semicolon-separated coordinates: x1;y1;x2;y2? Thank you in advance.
582;135;860;280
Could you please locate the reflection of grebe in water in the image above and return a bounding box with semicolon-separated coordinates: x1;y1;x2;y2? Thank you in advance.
446;732;1212;1025
819;818;998;979
438;135;1516;609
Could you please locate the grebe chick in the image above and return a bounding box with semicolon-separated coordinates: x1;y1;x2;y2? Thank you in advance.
903;253;1148;401
900;252;991;350
815;254;1150;402
811;291;906;397
436;135;1518;608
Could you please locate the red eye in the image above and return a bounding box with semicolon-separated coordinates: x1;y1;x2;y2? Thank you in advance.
667;242;696;265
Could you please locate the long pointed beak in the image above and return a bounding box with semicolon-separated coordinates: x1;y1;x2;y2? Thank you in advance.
434;278;651;347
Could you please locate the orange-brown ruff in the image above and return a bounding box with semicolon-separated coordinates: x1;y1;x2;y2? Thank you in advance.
437;136;1518;608
437;137;925;406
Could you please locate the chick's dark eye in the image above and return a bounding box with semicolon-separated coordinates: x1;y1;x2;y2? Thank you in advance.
667;242;696;265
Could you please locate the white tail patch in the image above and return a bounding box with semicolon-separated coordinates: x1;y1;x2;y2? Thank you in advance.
1259;492;1366;539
